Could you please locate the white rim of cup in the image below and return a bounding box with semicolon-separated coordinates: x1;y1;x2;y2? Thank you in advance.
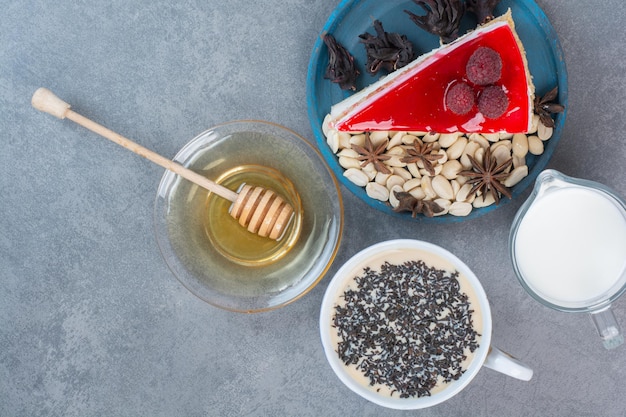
319;239;493;410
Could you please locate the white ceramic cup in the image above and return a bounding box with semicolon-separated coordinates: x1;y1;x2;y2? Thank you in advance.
319;239;532;409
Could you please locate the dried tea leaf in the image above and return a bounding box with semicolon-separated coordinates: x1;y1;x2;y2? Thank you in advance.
359;20;416;74
404;0;465;44
323;34;360;91
466;0;501;25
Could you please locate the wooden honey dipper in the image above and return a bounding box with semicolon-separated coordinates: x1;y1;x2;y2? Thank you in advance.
31;88;294;240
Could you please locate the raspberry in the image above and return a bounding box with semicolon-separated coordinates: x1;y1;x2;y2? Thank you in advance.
478;85;509;119
445;81;475;115
466;47;502;86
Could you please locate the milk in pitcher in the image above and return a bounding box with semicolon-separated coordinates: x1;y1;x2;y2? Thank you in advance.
513;186;626;308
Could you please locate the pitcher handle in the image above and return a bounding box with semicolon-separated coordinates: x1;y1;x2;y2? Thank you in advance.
590;306;624;350
483;346;533;381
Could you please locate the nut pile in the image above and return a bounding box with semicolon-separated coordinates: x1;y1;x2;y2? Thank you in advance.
322;113;554;217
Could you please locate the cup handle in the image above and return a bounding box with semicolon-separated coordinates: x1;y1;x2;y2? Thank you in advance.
483;346;533;381
590;306;624;350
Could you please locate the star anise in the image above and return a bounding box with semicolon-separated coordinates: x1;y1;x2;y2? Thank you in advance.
534;86;565;129
393;191;444;218
359;20;416;74
351;132;392;174
323;34;360;91
466;0;501;25
401;141;443;176
404;0;465;44
459;147;512;205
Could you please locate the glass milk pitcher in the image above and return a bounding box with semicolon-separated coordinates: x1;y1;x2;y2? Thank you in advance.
509;169;626;349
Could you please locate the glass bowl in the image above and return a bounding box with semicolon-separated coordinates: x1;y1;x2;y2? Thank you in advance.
154;120;343;312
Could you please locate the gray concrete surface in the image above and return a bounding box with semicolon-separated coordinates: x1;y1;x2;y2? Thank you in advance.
2;1;626;416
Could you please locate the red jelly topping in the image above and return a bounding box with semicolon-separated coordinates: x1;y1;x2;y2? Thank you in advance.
334;24;531;133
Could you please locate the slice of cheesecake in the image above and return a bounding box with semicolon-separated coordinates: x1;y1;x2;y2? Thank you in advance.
329;10;534;134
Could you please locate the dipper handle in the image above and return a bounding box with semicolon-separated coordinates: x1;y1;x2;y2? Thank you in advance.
32;88;293;240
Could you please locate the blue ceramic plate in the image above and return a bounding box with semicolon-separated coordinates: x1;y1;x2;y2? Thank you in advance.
306;0;567;223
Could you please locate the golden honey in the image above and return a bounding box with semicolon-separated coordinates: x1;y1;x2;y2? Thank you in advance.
204;164;302;266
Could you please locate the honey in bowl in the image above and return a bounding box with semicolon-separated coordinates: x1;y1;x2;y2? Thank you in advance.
206;164;302;266
154;121;343;312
